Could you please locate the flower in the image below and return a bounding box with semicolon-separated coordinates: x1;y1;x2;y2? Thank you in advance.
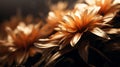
39;2;70;38
85;0;120;15
85;0;120;22
0;22;42;66
39;11;64;38
49;1;68;12
36;6;110;49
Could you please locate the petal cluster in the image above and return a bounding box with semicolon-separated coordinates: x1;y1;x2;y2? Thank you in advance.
0;22;42;65
36;5;111;49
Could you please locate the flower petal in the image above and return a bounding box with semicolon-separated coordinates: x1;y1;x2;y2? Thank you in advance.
85;0;96;5
16;51;27;65
45;47;74;66
104;28;120;34
87;6;100;15
112;0;120;5
39;38;51;42
103;13;115;23
70;33;82;47
91;27;110;39
34;43;58;48
50;32;66;40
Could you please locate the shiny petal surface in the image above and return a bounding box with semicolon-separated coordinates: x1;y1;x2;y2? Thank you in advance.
35;43;58;48
91;27;110;39
70;33;82;47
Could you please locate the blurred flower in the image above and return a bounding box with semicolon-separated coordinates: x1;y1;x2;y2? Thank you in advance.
85;0;120;23
0;16;20;39
0;22;42;66
39;11;64;38
49;1;68;12
39;3;70;38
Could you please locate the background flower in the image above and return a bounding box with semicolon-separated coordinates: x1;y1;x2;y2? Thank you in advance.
0;22;43;66
85;0;120;23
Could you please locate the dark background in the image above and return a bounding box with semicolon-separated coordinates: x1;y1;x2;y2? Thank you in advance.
0;0;120;67
0;0;78;22
0;0;49;22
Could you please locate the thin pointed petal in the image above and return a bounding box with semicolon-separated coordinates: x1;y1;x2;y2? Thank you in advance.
46;52;61;66
91;27;110;39
85;0;96;5
104;28;120;34
113;0;120;5
103;13;115;23
34;43;58;48
50;32;65;40
46;47;74;66
16;51;26;65
39;38;51;42
70;33;82;47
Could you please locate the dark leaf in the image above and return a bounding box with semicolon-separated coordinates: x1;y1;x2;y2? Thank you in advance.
78;41;89;63
90;46;111;62
45;46;74;67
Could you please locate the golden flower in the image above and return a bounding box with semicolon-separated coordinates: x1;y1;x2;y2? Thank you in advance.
47;1;70;24
38;1;70;39
36;6;110;49
85;0;120;22
85;0;120;15
39;11;64;38
39;3;70;38
49;1;68;12
0;22;42;66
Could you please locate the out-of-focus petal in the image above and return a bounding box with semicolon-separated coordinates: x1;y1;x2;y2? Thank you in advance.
95;23;112;28
16;51;27;65
70;33;82;47
39;38;51;42
46;52;61;66
34;43;58;48
104;28;120;34
45;47;74;66
103;13;115;23
108;4;120;14
91;27;110;39
85;0;96;5
49;1;68;11
87;6;100;15
50;32;66;40
112;0;120;5
63;15;75;28
74;3;88;12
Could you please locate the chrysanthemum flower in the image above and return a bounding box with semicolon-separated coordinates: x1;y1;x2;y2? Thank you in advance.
39;1;70;38
36;6;110;49
0;22;42;66
37;1;71;39
39;11;65;38
85;0;120;22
